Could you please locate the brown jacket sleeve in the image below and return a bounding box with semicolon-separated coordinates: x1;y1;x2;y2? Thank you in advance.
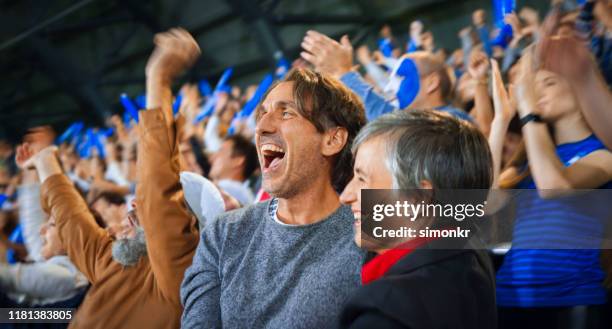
41;174;114;284
136;109;199;305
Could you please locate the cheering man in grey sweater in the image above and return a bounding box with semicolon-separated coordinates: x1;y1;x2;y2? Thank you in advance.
180;67;367;328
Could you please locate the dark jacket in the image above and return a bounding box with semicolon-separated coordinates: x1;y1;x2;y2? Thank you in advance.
340;239;497;329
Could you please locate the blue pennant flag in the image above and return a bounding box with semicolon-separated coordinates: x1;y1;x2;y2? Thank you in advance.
228;73;274;135
102;127;115;138
490;0;516;48
173;92;183;115
120;93;140;123
396;58;421;109
135;94;147;110
73;129;85;153
56;121;84;144
194;94;218;123
6;224;24;264
198;80;213;97
123;112;133;128
216;68;233;89
194;68;234;123
275;58;291;80
493;0;516;27
91;130;106;159
77;128;96;158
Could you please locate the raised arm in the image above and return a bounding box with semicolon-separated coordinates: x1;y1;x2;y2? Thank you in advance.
18;169;46;262
575;0;596;47
488;59;516;188
138;28;200;304
300;30;396;121
0;261;86;301
538;16;612;150
355;45;389;90
16;145;112;284
468;50;494;135
514;51;612;197
18;127;55;262
340;71;397;121
501;13;526;73
574;71;612;150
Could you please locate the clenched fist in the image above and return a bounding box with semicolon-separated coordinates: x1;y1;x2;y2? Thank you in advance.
145;28;201;82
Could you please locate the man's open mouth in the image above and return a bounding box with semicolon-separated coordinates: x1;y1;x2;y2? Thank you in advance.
261;144;286;170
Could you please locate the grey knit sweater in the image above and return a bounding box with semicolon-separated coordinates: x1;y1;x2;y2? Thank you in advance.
180;200;364;329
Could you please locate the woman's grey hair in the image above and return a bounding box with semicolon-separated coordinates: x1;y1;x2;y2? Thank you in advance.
352;109;493;190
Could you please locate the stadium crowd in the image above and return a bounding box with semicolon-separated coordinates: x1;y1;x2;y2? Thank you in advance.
1;0;612;328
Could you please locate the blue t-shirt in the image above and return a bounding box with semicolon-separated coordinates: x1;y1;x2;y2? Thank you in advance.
496;134;610;307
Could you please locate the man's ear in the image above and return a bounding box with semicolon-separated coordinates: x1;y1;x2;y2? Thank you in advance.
321;127;349;157
424;73;441;95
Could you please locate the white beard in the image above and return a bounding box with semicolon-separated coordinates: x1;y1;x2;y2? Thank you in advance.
111;226;147;266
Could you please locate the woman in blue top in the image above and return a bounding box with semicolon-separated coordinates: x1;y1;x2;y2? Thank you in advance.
488;48;612;329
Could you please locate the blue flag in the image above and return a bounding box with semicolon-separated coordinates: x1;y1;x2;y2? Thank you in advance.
73;130;86;153
173;92;183;115
275;58;291;79
198;80;213;97
491;0;515;48
102;127;115;138
228;73;274;135
135;94;147;110
241;74;274;119
194;68;234;123
120;93;140;123
57;121;84;144
396;58;421;109
77;129;95;158
91;130;106;159
6;224;24;264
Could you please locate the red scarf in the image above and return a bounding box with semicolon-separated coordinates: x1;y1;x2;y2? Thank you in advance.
256;189;271;202
361;237;434;285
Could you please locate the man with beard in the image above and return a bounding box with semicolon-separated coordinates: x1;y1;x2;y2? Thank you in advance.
180;68;366;328
14;27;201;329
109;208;148;266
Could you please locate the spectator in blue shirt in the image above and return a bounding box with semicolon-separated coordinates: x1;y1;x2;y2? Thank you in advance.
488;45;612;328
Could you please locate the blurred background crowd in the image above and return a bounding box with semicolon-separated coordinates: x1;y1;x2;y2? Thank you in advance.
1;0;612;328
